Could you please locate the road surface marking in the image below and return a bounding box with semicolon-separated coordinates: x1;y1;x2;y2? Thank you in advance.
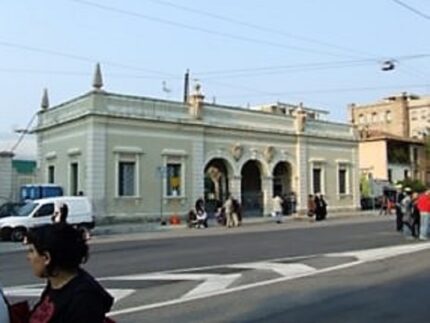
108;242;430;317
229;262;315;277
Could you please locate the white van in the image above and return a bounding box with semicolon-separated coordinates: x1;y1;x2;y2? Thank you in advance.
0;196;94;242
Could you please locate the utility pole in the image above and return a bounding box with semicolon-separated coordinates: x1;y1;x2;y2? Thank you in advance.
183;69;190;103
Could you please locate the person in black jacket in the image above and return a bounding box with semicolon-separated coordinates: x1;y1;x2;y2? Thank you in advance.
25;223;113;323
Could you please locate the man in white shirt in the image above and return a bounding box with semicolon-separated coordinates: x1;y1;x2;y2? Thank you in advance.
272;195;284;224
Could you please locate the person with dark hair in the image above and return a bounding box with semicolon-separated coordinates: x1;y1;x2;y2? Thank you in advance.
194;197;208;228
51;203;68;224
314;193;327;221
26;223;113;322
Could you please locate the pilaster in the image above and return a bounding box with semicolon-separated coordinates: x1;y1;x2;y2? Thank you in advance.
296;136;308;214
262;176;274;216
191;130;205;207
86;120;107;217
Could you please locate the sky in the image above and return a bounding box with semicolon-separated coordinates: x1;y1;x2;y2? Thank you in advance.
1;0;429;158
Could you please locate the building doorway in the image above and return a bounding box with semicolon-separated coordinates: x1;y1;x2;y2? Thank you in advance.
204;159;230;215
241;160;263;217
273;162;293;214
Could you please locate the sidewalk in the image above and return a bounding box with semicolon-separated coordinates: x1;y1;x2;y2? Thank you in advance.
92;209;380;237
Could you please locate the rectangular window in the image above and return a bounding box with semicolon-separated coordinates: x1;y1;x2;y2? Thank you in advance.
388;168;393;182
166;163;182;196
48;165;55;184
70;162;79;196
413;148;418;163
338;168;347;194
312;168;321;194
118;161;135;196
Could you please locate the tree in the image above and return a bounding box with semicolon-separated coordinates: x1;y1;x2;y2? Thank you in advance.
397;178;426;193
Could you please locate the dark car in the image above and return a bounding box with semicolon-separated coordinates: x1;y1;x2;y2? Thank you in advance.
0;202;25;218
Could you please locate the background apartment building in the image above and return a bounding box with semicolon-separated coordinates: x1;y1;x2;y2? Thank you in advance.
348;92;430;185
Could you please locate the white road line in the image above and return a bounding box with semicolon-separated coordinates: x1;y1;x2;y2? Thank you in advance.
181;274;241;299
4;287;135;302
229;262;316;277
108;242;430;317
327;242;430;261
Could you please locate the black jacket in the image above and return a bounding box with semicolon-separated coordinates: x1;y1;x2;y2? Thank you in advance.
30;269;113;323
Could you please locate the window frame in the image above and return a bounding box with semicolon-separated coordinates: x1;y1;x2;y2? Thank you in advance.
310;160;325;195
69;161;79;196
47;165;55;184
163;155;186;198
115;153;140;198
337;162;350;196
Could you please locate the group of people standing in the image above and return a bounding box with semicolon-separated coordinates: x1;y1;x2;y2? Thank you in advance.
188;195;242;229
393;187;430;240
307;193;328;221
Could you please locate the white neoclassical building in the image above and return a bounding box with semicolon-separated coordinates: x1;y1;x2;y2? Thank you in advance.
33;66;360;220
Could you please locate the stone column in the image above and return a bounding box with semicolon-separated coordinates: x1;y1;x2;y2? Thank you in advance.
191;132;205;209
86;120;107;218
262;176;274;216
351;146;360;210
229;175;241;202
296;136;308;215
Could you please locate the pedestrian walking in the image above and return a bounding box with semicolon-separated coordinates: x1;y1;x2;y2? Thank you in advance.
224;195;239;228
401;188;414;238
379;195;389;215
51;203;68;224
395;186;405;231
314;193;327;221
307;194;316;220
416;189;430;240
411;192;421;238
25;223;114;322
272;195;283;224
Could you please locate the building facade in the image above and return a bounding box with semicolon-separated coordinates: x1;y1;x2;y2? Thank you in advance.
0;152;37;203
33;72;360;220
349;93;429;184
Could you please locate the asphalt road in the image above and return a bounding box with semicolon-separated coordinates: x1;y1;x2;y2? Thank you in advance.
2;216;429;322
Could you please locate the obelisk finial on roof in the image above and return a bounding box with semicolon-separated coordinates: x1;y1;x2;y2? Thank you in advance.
41;88;49;110
92;62;103;90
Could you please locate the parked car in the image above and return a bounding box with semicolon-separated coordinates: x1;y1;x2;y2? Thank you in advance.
0;202;25;219
0;196;94;242
20;184;63;201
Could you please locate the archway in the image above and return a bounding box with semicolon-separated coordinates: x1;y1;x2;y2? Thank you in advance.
204;159;230;215
241;160;263;217
273;162;293;214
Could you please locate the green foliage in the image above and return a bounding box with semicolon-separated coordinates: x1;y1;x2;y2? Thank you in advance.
360;175;371;197
387;147;409;164
397;178;426;193
425;138;430;157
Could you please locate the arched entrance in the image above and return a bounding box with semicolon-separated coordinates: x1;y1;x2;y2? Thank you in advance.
273;162;293;214
241;160;263;217
204;159;230;215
